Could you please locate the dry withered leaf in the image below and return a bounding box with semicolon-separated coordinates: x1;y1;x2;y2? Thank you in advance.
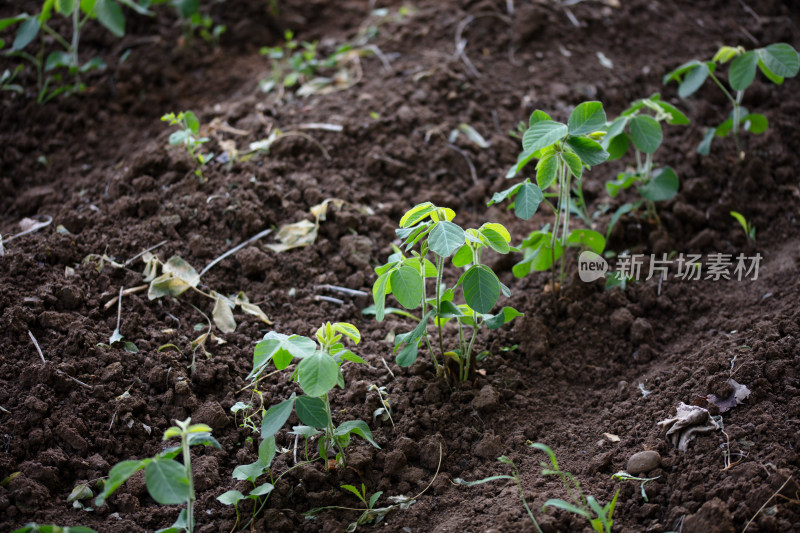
707;378;751;413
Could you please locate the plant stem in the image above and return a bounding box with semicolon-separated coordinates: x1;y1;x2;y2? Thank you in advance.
71;3;80;86
733;90;744;159
559;165;571;281
181;427;196;533
435;255;446;358
323;393;346;467
419;254;441;375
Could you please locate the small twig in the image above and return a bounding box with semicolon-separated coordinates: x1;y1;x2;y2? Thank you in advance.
200;227;274;277
5;215;53;243
314;295;345;305
115;286;123;333
28;330;93;389
103;285;148;311
742;476;793;532
381;357;396;380
124;240;168;266
0;405;10;414
315;284;368;297
363;44;392;72
28;330;47;364
563;7;580;27
236;365;294;394
446;144;479;185
737;0;762;23
293;434;299;465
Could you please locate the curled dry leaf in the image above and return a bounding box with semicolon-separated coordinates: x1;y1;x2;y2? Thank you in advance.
707;378;751;413
657;402;721;452
211;292;237;334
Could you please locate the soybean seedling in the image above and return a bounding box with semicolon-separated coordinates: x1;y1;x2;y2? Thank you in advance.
603;94;689;223
664;43;800;159
95;418;221;533
0;0;150;103
161;111;214;180
454;455;544;533
249;322;380;470
490;102;610;286
373;203;522;381
611;471;660;503
531;442;618;533
12;525;97;533
730;211;756;244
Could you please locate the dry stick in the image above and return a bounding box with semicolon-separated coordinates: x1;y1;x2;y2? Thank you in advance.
742;475;793;532
200;227;274;277
124;239;168;266
0;405;9;414
363;44;393;72
5;215;53;243
446;144;479;185
115;286;123;334
103;285;148;311
381;357;396;380
315;284;369;298
28;330;93;389
314;295;345;305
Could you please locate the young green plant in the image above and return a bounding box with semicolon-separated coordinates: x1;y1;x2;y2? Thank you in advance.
1;0;151;102
664;43;800;159
490;102;610;285
372;203;522;381
454;455;544;533
94;418;221;533
602;94;689;223
161;111;213;180
249;322;379;470
531;442;618;533
730;211;756;244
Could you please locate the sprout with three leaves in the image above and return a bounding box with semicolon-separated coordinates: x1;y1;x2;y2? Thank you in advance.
250;322;379;470
602;94;689;223
372;203;521;381
664;43;800;159
94;418;221;533
490;102;610;283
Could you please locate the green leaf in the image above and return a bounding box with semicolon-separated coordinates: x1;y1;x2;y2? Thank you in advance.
564;136;608;166
428;221;466;257
334;420;380;449
535;153;559;189
145;459;190;505
183;111;200;134
462;265;500;314
399;202;435;227
513;234;563;276
567;101;606;135
56;0;76;15
172;0;199;18
452;244;473;267
372;272;390;322
729;51;757;91
522;120;568;154
487;182;522;206
544;498;592;519
697;127;715;155
0;16;29;33
389;265;423;309
232;460;266;483
250;333;316;379
528;109;551;126
484;307;523;330
678;61;710;97
295;395;328;429
479;228;510;254
629;115;662;154
297;351;339;397
567;229;605;254
757;43;799;79
369;491;382;508
741;113;768;134
257;436;276;467
514;180;543;220
606;133;629;161
605;172;638;197
395;340;419;367
639;166;679;202
261;394;296;438
154;509;189;533
12;17;40;51
45;51;74;71
217;490;245;505
332;323;360;344
95;0;125;37
655;101;690;125
757;58;784;84
249;483;274;497
561;151;582;179
94;460;146;506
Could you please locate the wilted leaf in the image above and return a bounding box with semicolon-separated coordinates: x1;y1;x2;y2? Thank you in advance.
707;378;751;413
266;219;317;253
162;256;200;287
234;291;273;324
212;294;236;333
67;483;94;502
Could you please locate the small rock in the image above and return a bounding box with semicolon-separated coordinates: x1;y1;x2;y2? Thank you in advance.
626;450;661;475
102;362;124;383
610;308;635;334
631;318;654;345
587;450;614;474
474;435;502;460
472;385;500;413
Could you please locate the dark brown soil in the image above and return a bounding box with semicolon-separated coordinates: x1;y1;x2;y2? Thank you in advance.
2;1;800;532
